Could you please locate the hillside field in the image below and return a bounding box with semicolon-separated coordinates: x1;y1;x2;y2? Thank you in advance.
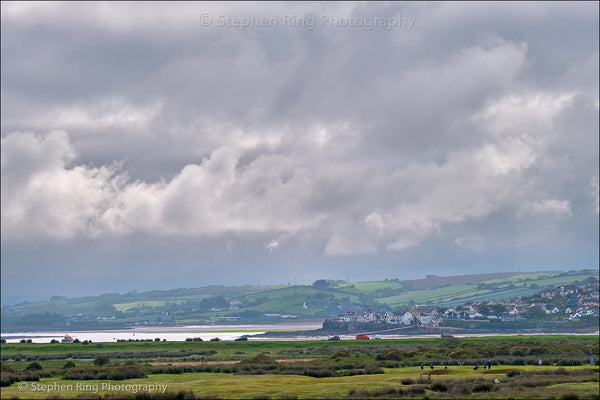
1;270;597;331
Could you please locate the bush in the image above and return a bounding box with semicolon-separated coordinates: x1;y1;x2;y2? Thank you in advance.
401;378;415;385
331;350;350;358
430;381;449;392
510;347;528;356
25;362;43;371
241;353;278;365
450;381;472;396
406;386;425;396
364;364;384;374
472;382;495;392
63;360;76;369
348;389;370;398
93;355;110;366
376;348;405;361
105;364;147;380
561;393;579;400
63;364;147;380
341;369;364;376
304;368;335;378
554;367;568;375
0;374;14;387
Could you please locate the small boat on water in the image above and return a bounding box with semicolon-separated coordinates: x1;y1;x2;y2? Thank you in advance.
61;334;74;343
61;319;74;343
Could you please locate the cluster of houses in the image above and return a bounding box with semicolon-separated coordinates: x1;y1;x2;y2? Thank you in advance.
332;281;599;327
334;308;444;327
504;283;599;321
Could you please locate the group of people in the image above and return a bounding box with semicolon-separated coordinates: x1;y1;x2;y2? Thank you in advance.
417;356;594;373
473;360;493;370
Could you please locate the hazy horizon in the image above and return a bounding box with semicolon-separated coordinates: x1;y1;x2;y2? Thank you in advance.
1;2;598;304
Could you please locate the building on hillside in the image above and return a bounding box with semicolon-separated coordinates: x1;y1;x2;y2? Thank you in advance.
383;311;396;323
337;312;355;322
401;312;414;326
560;285;579;296
540;288;559;299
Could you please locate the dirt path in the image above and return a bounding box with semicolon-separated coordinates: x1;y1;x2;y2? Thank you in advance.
151;358;317;366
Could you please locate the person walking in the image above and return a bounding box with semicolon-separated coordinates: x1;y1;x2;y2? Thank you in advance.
591;356;594;366
538;359;542;368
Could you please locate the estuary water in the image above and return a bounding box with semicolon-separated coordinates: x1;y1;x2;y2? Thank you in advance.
0;323;323;343
2;325;597;343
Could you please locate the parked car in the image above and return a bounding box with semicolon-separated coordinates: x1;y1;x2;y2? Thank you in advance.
328;335;340;341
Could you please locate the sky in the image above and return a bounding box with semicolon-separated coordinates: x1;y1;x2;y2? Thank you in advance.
1;2;598;304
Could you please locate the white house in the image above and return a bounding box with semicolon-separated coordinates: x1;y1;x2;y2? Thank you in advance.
401;312;413;326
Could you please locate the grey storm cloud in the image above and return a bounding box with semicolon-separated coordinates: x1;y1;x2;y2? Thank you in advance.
1;1;598;298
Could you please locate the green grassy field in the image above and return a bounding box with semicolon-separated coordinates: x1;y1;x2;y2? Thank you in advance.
2;335;598;399
338;280;406;292
2;365;598;399
114;300;189;312
378;272;598;308
1;334;596;358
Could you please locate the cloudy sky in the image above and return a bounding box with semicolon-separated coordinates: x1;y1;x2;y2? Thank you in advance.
1;2;598;303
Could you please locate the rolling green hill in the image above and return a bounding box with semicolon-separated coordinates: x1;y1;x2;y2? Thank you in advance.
1;269;597;331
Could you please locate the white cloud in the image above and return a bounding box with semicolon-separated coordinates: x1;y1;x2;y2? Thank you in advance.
474;92;575;138
522;199;572;217
1;131;122;240
1;2;597;263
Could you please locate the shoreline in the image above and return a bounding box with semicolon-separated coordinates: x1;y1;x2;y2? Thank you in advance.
1;322;597;344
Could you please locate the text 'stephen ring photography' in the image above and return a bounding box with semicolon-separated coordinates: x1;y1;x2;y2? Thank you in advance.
1;1;598;400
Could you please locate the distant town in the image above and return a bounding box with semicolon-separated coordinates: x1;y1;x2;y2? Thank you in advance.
331;281;599;326
317;280;599;335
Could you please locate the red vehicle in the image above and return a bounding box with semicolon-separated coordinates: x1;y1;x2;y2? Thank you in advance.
355;335;369;340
